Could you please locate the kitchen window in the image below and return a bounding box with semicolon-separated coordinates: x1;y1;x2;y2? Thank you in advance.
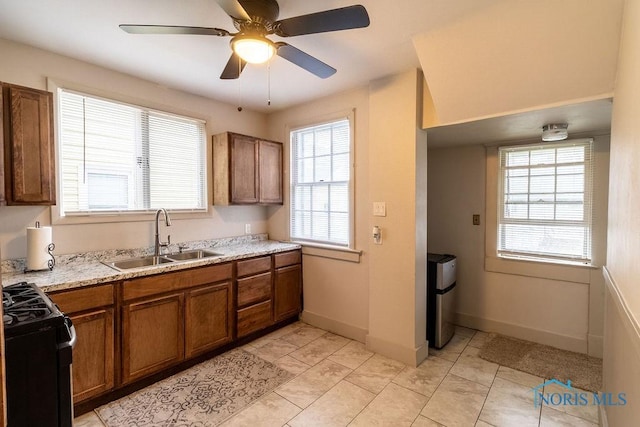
497;139;593;264
57;89;207;216
290;116;354;248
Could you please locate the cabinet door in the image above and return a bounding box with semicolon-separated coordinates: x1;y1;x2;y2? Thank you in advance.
122;293;184;384
258;140;283;204
230;134;259;204
185;282;233;358
3;85;55;205
69;308;115;402
274;264;302;321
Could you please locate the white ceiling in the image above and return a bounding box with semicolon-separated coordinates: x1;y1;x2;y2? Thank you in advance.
426;98;613;148
0;0;442;112
0;0;621;143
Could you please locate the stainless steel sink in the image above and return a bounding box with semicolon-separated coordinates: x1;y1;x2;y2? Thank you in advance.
104;249;223;271
165;249;223;261
105;255;174;271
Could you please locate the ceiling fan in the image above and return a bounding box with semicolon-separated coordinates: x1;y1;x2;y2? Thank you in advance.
120;0;370;80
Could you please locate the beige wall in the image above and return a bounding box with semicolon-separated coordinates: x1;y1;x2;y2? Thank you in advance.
603;0;640;424
0;38;270;259
428;135;609;356
414;0;622;126
367;69;428;366
266;86;371;340
266;70;429;366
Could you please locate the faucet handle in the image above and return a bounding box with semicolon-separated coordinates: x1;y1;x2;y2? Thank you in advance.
160;235;171;248
177;242;189;253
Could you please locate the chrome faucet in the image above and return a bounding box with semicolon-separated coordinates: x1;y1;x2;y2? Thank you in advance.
154;208;172;256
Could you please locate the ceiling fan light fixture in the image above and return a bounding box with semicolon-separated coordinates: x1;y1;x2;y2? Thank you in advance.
541;123;569;142
231;35;275;64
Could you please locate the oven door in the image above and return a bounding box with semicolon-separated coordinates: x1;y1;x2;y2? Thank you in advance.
5;316;76;427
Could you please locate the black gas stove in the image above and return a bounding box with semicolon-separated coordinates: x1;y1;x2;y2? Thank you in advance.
3;281;76;427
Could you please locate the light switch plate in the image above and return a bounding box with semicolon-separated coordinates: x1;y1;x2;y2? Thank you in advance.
373;202;386;217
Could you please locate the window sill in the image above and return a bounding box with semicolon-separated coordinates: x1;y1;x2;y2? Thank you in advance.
291;241;362;263
485;255;596;284
51;208;211;225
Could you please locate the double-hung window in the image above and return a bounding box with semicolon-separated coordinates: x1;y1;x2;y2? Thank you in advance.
58;89;206;216
290;117;353;247
498;139;593;264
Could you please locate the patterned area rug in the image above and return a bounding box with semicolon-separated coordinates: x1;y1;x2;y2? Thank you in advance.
96;349;294;426
478;333;602;392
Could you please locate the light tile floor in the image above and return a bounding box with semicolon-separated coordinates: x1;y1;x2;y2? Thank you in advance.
74;322;599;427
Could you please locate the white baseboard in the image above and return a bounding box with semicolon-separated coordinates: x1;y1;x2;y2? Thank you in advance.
365;334;428;368
588;334;604;358
599;404;608;427
455;312;588;354
300;310;368;343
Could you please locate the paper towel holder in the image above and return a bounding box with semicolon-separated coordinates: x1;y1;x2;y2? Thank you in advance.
46;242;56;270
24;221;56;273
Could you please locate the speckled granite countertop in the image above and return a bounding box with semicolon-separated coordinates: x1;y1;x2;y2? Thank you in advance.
1;234;300;293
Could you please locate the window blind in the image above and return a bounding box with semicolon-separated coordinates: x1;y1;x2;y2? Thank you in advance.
58;89;206;215
290;119;351;246
497;139;593;263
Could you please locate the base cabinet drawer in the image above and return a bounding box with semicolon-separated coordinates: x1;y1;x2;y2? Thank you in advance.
237;272;271;307
237;300;272;338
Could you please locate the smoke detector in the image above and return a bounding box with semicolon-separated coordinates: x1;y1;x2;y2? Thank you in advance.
541;123;569;142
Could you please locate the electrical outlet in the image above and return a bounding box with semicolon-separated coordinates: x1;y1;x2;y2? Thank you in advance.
245;223;251;234
473;214;480;225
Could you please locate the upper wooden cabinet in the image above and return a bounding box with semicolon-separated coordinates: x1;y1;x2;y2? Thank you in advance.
1;83;56;205
213;132;283;205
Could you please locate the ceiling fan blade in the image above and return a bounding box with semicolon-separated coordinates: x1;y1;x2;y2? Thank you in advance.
220;53;247;79
276;43;336;79
274;5;370;37
120;24;230;36
216;0;251;21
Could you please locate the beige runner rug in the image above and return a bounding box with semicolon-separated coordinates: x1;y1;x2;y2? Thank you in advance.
96;349;294;426
478;333;602;392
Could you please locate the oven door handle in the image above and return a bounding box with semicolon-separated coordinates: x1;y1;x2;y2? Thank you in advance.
68;323;77;349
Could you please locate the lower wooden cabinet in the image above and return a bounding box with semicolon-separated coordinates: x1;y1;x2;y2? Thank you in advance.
120;263;233;384
122;293;185;385
236;256;273;338
48;283;115;403
68;308;115;402
274;264;302;321
45;251;301;407
274;250;303;322
185;282;233;358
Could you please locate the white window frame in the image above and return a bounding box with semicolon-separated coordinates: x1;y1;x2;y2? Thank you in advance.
497;139;594;264
289;111;355;249
49;80;210;224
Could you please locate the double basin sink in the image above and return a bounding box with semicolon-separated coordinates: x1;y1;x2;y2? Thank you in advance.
104;249;223;272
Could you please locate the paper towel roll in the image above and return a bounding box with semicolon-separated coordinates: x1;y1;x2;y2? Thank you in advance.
27;225;53;271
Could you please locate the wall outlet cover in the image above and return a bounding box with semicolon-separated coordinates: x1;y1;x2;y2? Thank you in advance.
373;202;386;217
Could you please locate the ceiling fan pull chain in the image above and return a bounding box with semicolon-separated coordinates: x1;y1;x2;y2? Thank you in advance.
237;57;243;112
267;61;271;106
